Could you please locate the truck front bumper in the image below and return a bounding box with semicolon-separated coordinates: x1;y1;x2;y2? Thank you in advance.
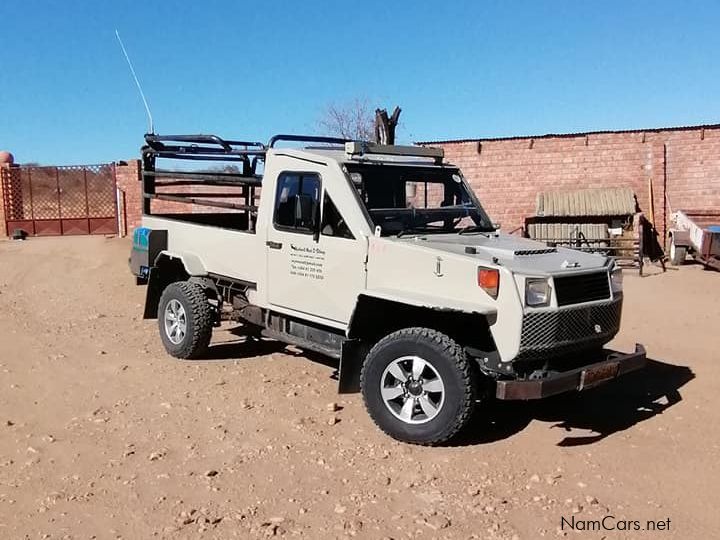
495;344;646;400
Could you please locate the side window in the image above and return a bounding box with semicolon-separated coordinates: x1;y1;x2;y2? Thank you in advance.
274;173;320;232
321;193;354;239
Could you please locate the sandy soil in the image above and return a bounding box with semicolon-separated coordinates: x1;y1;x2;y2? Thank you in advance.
0;236;718;540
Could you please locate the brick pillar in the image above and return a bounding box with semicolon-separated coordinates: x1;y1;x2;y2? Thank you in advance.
0;165;6;237
114;160;143;234
0;164;21;237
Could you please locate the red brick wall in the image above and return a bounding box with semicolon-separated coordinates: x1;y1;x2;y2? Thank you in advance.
430;126;720;240
663;129;720;219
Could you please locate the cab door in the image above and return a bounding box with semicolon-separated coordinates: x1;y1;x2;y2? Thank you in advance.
265;170;367;326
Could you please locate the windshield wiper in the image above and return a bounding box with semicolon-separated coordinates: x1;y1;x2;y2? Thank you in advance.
397;227;436;238
396;228;420;238
396;225;448;238
458;224;495;235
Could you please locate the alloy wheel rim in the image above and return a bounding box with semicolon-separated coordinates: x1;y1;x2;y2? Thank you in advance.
380;355;445;424
164;299;187;345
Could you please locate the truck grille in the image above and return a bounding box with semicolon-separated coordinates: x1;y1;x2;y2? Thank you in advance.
516;297;622;361
554;272;610;306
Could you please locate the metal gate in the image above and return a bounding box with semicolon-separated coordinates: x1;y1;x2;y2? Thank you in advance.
1;164;118;236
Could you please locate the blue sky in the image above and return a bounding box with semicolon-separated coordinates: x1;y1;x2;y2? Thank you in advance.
1;0;719;164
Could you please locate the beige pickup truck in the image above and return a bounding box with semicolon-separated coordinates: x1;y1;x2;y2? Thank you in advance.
130;133;646;445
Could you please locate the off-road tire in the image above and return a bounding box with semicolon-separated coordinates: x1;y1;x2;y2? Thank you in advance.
360;327;478;445
158;281;213;359
669;238;687;266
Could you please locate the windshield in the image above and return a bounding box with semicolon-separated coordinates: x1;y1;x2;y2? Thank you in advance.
345;164;494;236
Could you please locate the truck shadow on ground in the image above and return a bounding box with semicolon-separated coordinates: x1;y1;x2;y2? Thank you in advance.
201;338;694;448
202;333;340;370
454;357;695;447
201;337;296;360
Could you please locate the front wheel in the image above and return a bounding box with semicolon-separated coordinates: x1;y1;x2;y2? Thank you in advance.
360;327;479;445
157;281;213;359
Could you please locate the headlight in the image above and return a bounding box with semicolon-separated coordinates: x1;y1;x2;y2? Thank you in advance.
610;266;623;293
525;278;550;306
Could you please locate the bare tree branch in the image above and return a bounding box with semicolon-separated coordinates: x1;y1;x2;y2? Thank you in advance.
318;99;402;144
317;98;375;141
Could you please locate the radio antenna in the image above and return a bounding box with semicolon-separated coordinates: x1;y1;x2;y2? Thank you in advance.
115;29;154;134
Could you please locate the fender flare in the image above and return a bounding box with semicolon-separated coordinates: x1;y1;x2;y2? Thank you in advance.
143;252;208;319
338;293;497;393
154;251;208;276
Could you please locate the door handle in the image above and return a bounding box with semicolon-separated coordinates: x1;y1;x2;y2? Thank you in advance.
266;240;283;250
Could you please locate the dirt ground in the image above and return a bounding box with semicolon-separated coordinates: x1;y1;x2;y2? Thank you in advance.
1;236;718;540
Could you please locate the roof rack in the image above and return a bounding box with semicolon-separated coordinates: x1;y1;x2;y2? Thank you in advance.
344;141;444;164
143;133;266;163
144;133;352;161
143;133;447;168
139;132;448;226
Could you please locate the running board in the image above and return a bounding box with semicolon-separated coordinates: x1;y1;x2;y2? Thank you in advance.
261;329;341;359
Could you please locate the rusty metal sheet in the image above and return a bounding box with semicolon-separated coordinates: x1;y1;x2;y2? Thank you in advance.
2;164;117;237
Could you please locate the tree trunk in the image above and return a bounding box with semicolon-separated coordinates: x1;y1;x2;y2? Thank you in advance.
374;107;401;144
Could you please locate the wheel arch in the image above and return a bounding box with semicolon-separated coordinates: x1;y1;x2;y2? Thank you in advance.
338;294;496;393
143;253;205;319
347;294;495;345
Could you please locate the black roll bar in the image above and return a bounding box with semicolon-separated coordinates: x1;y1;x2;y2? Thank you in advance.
267;134;352;148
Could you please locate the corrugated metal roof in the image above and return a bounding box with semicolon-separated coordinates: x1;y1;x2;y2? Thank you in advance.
416;122;720;145
536;187;637;217
527;222;609;241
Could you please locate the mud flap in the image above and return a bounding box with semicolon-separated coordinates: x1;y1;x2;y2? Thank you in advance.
143;267;163;319
338;339;369;394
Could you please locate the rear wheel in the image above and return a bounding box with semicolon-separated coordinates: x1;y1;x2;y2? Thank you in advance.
158;281;213;359
360;327;478;445
669;237;687;266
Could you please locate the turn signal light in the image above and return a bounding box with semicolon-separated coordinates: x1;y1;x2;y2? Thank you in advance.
477;268;499;299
